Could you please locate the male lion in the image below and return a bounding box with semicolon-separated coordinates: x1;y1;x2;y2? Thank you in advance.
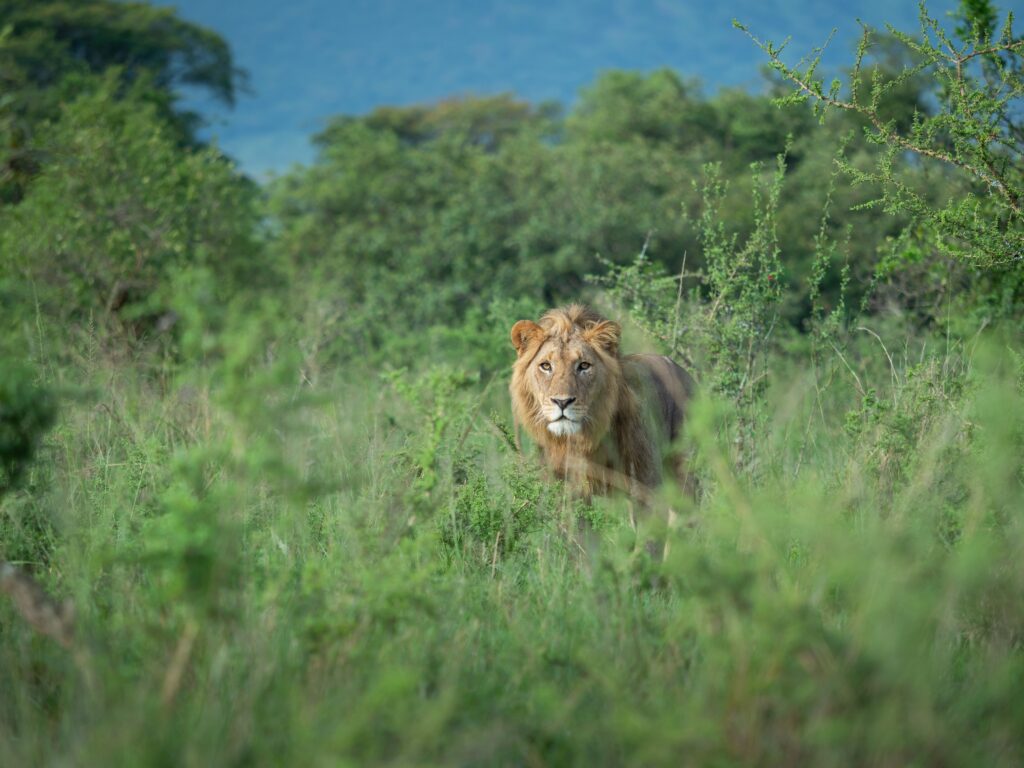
509;304;693;498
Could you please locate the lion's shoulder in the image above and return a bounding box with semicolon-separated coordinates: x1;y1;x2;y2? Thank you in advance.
622;354;694;444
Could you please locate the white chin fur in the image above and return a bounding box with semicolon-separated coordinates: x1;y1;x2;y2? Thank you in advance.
547;419;581;436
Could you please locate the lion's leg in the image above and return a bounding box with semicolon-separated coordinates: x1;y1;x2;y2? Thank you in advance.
663;506;679;560
669;449;698;501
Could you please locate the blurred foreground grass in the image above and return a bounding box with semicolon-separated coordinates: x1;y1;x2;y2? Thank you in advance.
2;331;1022;767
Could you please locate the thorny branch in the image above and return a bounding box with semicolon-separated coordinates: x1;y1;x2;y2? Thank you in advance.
738;23;1024;216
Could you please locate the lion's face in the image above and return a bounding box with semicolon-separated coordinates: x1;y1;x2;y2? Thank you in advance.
527;335;611;436
510;308;622;441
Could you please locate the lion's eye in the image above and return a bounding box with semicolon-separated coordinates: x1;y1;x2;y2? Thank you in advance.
578;361;591;372
539;361;552;372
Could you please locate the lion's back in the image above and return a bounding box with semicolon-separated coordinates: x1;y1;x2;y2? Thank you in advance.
623;354;695;445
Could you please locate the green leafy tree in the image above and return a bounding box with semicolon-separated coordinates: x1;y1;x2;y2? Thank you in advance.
0;0;242;129
351;94;560;150
0;0;244;201
567;69;717;149
269;94;706;363
0;74;264;344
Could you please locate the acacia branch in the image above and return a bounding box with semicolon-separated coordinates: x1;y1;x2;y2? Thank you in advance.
960;39;1024;64
760;46;1022;216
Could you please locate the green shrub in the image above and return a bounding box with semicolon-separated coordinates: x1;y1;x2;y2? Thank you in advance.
0;73;265;348
0;363;55;498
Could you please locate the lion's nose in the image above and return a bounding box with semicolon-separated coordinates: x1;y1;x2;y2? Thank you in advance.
551;397;576;411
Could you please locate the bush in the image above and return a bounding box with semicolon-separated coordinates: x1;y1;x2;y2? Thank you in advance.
0;363;55;499
0;73;265;349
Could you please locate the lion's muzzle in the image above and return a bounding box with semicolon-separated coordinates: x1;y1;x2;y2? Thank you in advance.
545;396;584;436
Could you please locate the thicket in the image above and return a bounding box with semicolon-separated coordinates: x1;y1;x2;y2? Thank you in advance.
2;0;1023;765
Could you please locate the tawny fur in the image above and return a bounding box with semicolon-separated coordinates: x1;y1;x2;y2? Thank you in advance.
509;305;693;497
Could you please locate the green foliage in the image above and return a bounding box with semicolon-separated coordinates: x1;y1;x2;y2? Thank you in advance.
0;74;265;346
137;445;244;615
0;0;242;144
335;94;560;150
3;316;1024;765
0;363;55;498
568;69;715;147
270;52;989;362
955;0;1000;40
387;365;480;504
738;1;1024;267
446;458;548;562
267;96;703;364
842;355;970;503
269;72;889;363
0;0;242;206
595;156;786;471
0;362;57;567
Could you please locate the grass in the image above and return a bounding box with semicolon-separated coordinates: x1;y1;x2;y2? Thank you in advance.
1;327;1023;766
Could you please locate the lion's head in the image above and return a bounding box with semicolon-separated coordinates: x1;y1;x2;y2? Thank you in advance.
509;305;624;450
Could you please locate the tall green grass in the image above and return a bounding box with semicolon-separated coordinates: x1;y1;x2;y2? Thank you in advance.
2;320;1022;766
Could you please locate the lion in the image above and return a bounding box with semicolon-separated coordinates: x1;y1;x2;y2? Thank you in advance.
509;304;694;498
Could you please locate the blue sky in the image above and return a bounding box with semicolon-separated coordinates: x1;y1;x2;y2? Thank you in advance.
169;0;964;177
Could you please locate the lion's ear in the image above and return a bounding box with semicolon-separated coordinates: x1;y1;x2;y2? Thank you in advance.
510;320;544;355
584;320;621;355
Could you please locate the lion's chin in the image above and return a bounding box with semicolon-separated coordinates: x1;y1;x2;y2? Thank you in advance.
546;418;582;437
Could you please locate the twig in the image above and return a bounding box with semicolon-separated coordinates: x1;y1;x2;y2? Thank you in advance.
741;27;1024;215
828;341;866;398
490;532;501;579
671;251;688;354
857;326;900;405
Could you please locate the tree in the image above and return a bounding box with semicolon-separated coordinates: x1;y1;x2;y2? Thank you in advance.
567;69;718;149
0;0;245;201
0;0;242;122
350;94;560;151
0;74;264;342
